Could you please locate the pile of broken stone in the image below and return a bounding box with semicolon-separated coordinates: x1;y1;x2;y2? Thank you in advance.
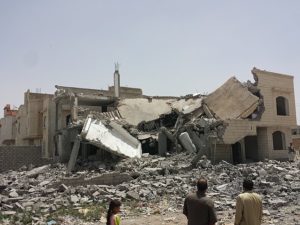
1;153;299;224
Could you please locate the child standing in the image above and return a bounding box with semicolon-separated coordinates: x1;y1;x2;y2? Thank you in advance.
106;200;121;225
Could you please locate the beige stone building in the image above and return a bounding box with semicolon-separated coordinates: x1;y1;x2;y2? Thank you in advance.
216;68;297;163
15;91;56;158
0;105;17;145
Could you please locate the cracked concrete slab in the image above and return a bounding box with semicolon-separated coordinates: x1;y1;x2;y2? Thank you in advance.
204;77;259;120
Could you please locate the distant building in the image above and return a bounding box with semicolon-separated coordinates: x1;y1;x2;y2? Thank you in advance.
0;104;17;145
15;90;55;158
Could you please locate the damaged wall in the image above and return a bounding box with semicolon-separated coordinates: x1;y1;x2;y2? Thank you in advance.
203;69;298;163
252;68;297;160
253;68;297;126
222;120;257;144
117;98;177;126
203;77;259;120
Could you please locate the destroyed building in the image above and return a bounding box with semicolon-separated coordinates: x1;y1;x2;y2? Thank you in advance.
213;68;297;163
0;67;298;172
71;68;298;167
54;67;143;166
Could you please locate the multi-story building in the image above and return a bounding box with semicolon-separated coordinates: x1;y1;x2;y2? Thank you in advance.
217;68;297;163
15;91;55;158
0;104;17;145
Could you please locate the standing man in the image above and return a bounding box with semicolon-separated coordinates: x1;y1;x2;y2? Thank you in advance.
235;179;263;225
183;178;217;225
288;142;296;162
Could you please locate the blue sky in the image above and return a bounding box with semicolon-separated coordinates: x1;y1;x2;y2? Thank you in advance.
0;0;299;123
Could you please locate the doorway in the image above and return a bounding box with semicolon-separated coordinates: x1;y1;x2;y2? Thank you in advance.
244;136;259;162
232;142;242;164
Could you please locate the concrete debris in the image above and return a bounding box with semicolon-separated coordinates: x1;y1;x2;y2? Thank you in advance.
178;132;196;153
26;165;50;178
0;154;299;224
55;76;264;172
81;115;142;158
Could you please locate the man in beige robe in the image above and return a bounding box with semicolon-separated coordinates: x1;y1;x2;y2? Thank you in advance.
234;179;262;225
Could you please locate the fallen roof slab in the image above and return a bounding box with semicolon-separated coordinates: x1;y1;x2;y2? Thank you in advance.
117;98;175;126
81;116;142;158
203;77;259;120
117;96;204;126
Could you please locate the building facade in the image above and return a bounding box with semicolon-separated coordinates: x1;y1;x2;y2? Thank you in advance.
15;91;55;158
217;68;297;163
0;105;17;145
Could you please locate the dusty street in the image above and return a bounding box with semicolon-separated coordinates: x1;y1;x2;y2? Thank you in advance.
57;206;300;225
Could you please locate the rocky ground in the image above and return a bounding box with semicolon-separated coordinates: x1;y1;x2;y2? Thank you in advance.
0;152;300;225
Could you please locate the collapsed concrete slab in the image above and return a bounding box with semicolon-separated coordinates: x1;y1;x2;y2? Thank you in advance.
117;96;205;126
117;98;176;126
203;77;259;120
81;115;142;158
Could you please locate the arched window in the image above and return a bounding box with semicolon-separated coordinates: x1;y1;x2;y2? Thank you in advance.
276;96;289;116
272;131;286;150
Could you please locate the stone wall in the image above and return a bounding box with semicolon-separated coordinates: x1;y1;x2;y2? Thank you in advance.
59;172;132;186
0;146;52;172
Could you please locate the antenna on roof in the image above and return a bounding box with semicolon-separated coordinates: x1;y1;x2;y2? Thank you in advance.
115;62;119;72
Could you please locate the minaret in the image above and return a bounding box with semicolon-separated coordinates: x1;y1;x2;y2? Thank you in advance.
114;63;120;98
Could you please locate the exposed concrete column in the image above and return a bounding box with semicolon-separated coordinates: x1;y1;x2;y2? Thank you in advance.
73;97;78;122
67;136;81;173
55;102;63;130
82;142;88;160
158;131;167;156
240;139;246;163
55;102;59;131
58;134;65;162
208;136;217;164
179;132;196;153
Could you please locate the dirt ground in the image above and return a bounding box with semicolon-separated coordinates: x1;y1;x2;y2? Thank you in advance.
120;208;299;225
59;206;300;225
121;213;187;225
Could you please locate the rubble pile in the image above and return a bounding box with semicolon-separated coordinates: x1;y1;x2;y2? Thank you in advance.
0;154;299;224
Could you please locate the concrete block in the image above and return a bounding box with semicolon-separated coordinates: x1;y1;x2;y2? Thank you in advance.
179;132;196;153
81;116;142;158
